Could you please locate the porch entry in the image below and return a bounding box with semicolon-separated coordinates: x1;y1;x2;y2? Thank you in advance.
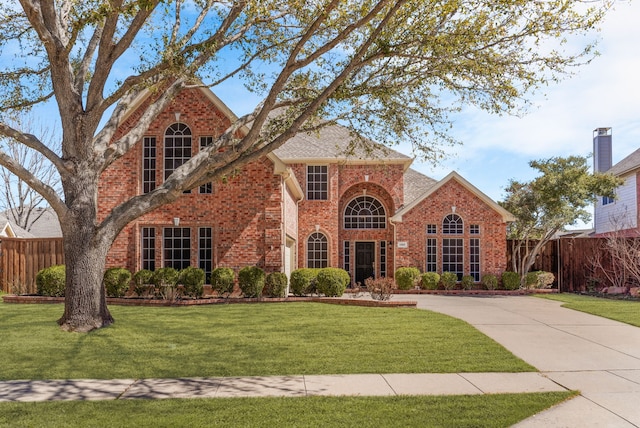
355;241;375;286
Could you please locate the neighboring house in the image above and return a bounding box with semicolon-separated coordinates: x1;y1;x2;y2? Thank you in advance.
1;207;62;238
593;128;640;236
98;86;514;286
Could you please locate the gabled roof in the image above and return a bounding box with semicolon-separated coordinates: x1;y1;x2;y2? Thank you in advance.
402;168;438;209
273;124;413;168
391;171;515;223
608;147;640;177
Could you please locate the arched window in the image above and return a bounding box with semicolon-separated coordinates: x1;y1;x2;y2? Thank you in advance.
164;123;192;181
307;232;328;268
344;196;386;229
442;214;463;234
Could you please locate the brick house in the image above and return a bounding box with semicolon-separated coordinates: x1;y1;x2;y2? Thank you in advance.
98;86;514;286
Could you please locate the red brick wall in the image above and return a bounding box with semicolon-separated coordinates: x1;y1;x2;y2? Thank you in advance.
395;178;508;277
98;88;285;275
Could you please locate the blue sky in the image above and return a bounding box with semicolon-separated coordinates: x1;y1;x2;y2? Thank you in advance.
214;0;640;227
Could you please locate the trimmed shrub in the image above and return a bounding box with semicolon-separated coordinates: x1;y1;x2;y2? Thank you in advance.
210;267;235;297
263;272;288;298
179;266;205;298
289;268;320;296
132;269;154;296
440;272;458;290
395;267;421;290
481;273;498;290
536;271;555;289
103;267;131;298
525;271;540;289
461;275;475;290
502;271;520;290
151;267;181;299
36;265;66;297
420;272;440;290
316;267;349;297
365;276;395;301
238;266;265;298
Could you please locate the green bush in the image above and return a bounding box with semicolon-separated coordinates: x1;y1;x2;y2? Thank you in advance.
103;267;131;298
395;267;421;290
525;271;540;289
179;266;205;298
316;267;349;297
502;271;520;290
151;267;181;299
238;266;265;298
481;273;498;290
420;272;440;290
210;267;235;297
132;269;154;296
461;275;475;290
36;265;66;297
440;272;458;290
263;272;288;298
289;268;321;296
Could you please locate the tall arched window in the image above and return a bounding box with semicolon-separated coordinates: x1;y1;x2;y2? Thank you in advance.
164;123;192;181
344;196;386;229
307;232;328;268
442;214;463;279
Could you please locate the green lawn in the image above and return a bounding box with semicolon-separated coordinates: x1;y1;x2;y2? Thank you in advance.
0;392;577;428
0;301;533;380
538;293;640;327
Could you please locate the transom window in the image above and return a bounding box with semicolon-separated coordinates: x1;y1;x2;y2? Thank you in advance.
344;196;386;229
307;165;328;200
307;232;328;268
442;214;463;234
164;123;192;183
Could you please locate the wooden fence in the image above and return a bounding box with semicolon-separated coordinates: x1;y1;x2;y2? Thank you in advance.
507;237;625;292
0;236;627;295
0;237;64;294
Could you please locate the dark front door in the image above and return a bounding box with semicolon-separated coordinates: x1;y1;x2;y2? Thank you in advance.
355;242;375;286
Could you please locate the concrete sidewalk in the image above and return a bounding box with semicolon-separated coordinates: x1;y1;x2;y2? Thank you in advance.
0;372;565;402
413;295;640;427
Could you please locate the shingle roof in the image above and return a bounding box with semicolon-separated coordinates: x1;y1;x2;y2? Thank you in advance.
608;147;640;176
402;168;438;208
273;124;411;163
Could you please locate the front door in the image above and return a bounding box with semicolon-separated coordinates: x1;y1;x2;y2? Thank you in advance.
355;242;375;286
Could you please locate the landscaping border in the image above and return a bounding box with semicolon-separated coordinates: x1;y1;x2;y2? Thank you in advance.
1;294;418;308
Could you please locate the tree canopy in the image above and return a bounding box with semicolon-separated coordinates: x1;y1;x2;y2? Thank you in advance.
501;155;621;284
0;0;614;331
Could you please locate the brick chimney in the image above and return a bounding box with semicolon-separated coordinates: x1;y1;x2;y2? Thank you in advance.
593;127;612;173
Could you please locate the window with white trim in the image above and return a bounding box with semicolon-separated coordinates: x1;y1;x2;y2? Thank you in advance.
443;214;463;234
470;238;480;282
307;232;328;268
164;123;192;193
142;137;156;193
442;238;463;280
199;136;213;194
426;238;437;272
307;165;328;200
344;196;386;229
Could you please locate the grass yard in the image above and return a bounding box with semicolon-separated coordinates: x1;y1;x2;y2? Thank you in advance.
0;301;533;380
537;293;640;327
0;392;577;428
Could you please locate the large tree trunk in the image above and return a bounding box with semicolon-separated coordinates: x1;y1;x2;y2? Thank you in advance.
57;165;114;332
57;220;113;332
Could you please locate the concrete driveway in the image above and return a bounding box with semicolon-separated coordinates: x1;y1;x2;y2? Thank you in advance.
414;295;640;427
